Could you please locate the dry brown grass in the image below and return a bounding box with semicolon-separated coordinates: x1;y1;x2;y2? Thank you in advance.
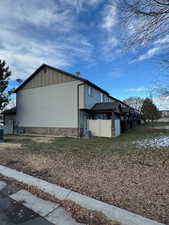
1;127;169;224
22;152;169;225
61;201;120;225
31;136;55;143
6;135;55;143
0;142;22;150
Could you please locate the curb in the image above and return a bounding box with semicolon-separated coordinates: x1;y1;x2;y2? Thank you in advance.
0;165;165;225
10;189;83;225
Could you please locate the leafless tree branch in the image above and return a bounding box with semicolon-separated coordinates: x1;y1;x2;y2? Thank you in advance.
117;0;169;96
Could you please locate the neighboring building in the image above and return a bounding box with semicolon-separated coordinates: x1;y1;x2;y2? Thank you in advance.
89;102;140;135
2;107;16;125
0;114;3;126
161;110;169;118
14;64;140;137
2;107;16;134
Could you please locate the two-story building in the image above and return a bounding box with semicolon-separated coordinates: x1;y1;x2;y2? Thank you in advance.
161;110;169;118
13;64;139;137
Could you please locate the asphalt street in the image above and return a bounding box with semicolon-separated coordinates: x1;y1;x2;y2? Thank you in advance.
0;181;53;225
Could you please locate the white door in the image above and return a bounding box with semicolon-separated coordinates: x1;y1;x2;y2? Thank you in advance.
115;119;121;137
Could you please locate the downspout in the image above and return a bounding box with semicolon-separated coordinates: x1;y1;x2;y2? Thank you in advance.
77;82;85;137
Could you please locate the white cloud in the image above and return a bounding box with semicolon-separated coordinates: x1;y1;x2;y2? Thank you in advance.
101;36;120;60
103;36;118;51
88;0;103;5
0;0;74;30
60;0;103;13
65;0;102;7
127;87;146;93
108;37;118;47
124;13;169;63
127;17;146;35
100;2;120;60
102;4;117;31
0;0;94;80
0;29;93;80
153;96;169;110
131;47;162;63
155;35;169;45
129;26;169;63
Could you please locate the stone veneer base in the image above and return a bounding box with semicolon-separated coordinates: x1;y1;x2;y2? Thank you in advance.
18;126;78;137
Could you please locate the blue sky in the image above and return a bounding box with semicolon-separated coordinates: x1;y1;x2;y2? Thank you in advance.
0;0;169;108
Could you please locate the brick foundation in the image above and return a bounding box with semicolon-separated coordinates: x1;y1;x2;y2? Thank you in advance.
17;127;78;137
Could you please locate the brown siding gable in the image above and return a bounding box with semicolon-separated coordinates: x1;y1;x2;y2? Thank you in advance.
14;64;109;95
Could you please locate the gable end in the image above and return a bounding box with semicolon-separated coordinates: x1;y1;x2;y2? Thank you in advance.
18;66;76;91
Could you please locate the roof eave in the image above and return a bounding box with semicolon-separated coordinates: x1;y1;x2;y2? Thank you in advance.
13;63;138;112
14;64;109;95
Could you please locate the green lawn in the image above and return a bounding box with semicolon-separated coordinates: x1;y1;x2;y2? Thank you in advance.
6;124;169;155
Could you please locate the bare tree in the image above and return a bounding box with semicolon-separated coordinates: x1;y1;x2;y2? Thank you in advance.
117;0;169;96
123;97;144;112
118;0;169;47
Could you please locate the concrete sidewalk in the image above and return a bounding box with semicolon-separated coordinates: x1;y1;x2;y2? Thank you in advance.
0;180;84;225
0;181;53;225
0;165;165;225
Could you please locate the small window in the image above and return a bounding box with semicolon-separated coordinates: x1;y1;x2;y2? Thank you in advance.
100;93;104;102
88;86;92;96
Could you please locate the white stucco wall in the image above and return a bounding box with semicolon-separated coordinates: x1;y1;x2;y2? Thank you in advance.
79;85;85;109
16;81;82;128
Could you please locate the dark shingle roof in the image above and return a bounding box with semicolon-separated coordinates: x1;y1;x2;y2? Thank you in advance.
91;102;121;112
121;107;130;113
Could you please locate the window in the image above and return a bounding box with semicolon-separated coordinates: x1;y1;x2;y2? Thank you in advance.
100;93;104;102
88;86;92;96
